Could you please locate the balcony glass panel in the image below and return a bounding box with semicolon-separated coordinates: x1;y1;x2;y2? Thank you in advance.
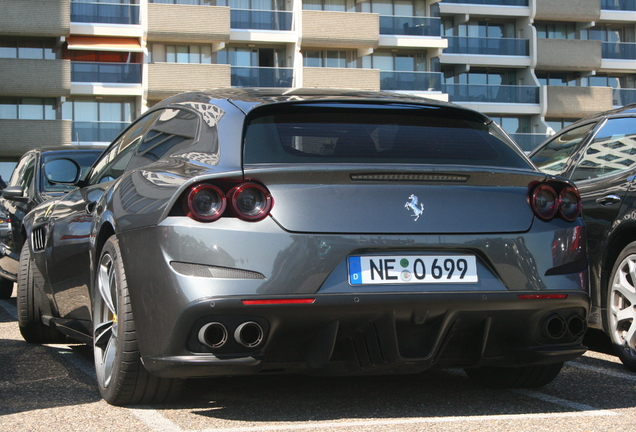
445;36;529;56
509;133;550;152
440;0;528;5
230;9;293;30
71;1;140;25
73;121;129;143
444;84;539;103
602;42;636;60
379;16;441;37
231;67;293;87
601;0;636;11
614;89;636;106
71;63;142;84
380;72;443;91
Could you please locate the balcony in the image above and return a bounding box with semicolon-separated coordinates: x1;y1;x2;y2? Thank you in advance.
509;133;550;152
380;72;443;91
536;39;601;71
0;0;70;37
440;0;528;4
0;58;71;97
147;4;230;44
303;68;379;91
231;67;293;87
302;11;379;49
603;42;636;60
71;62;142;84
445;36;529;56
601;0;636;10
231;9;292;31
70;1;140;25
544;86;613;117
379;16;440;37
444;84;539;103
148;63;231;100
72;121;128;144
0;120;72;156
613;88;636;106
535;0;599;21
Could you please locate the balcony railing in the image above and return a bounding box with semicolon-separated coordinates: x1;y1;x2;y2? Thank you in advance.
445;36;529;56
614;88;636;106
71;1;140;25
509;133;550;152
601;0;636;11
440;0;528;5
379;16;441;37
230;9;293;31
444;84;539;103
231;66;293;87
380;71;443;91
71;62;142;84
73;121;129;144
602;42;636;60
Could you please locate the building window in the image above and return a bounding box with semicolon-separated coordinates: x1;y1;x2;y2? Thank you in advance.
362;51;427;71
536;72;584;87
535;22;577;39
488;116;531;134
0;38;56;60
217;47;287;67
443;68;517;85
62;99;134;144
0;98;56;120
587;25;635;42
165;45;213;64
303;50;355;68
302;0;348;12
546;118;579;132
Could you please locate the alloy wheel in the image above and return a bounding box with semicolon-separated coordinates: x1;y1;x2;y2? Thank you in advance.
94;252;119;389
609;254;636;361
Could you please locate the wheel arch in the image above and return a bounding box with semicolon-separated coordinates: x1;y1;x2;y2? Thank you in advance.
601;224;636;329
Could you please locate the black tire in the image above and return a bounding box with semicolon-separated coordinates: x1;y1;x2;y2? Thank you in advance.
606;241;636;372
465;362;563;389
17;242;66;343
93;236;183;406
0;277;13;299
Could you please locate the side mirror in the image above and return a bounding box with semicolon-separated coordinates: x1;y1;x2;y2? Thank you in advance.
43;158;81;185
1;186;27;202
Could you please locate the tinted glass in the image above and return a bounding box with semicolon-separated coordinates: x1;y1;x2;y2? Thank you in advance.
530;123;597;176
244;103;530;168
571;117;636;181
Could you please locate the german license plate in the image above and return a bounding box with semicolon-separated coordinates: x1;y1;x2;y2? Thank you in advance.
348;255;478;285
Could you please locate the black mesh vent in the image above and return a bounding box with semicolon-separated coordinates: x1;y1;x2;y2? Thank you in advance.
170;261;265;279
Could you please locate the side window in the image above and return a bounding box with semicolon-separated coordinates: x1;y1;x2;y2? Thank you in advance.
530;123;597;176
8;153;36;191
571;117;636;181
88;110;165;185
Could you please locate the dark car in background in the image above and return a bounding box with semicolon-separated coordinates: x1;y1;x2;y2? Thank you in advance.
0;146;103;298
18;89;588;406
530;104;636;372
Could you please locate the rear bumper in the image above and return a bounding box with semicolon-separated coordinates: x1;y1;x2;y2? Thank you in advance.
141;291;589;378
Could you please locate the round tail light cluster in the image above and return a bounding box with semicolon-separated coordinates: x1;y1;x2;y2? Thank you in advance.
183;181;273;222
530;182;581;222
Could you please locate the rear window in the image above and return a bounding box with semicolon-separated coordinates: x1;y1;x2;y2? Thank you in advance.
243;103;530;168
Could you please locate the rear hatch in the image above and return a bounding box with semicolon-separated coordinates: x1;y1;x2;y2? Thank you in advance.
242;100;540;234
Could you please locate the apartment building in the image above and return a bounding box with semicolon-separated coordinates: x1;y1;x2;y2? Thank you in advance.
1;0;635;177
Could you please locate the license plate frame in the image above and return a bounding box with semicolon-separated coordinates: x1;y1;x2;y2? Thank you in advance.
348;254;478;285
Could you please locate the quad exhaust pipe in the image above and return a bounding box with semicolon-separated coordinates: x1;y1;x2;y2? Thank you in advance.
542;314;587;340
198;321;264;349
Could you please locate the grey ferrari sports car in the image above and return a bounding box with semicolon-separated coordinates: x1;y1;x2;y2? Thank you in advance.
18;88;589;406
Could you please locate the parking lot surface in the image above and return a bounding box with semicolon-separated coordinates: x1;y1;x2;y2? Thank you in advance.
1;296;635;432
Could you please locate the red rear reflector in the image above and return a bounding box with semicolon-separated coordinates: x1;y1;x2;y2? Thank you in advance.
518;294;568;300
242;299;316;305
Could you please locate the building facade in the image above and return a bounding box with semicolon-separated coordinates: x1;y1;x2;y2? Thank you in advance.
1;0;635;176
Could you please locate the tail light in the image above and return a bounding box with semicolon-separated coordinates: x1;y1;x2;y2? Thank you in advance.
183;184;226;222
229;183;273;221
530;182;581;222
558;186;582;221
181;180;273;223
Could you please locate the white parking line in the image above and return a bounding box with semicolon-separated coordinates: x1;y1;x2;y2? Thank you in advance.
569;360;636;381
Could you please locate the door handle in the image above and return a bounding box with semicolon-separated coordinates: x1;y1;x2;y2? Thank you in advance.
596;194;621;205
